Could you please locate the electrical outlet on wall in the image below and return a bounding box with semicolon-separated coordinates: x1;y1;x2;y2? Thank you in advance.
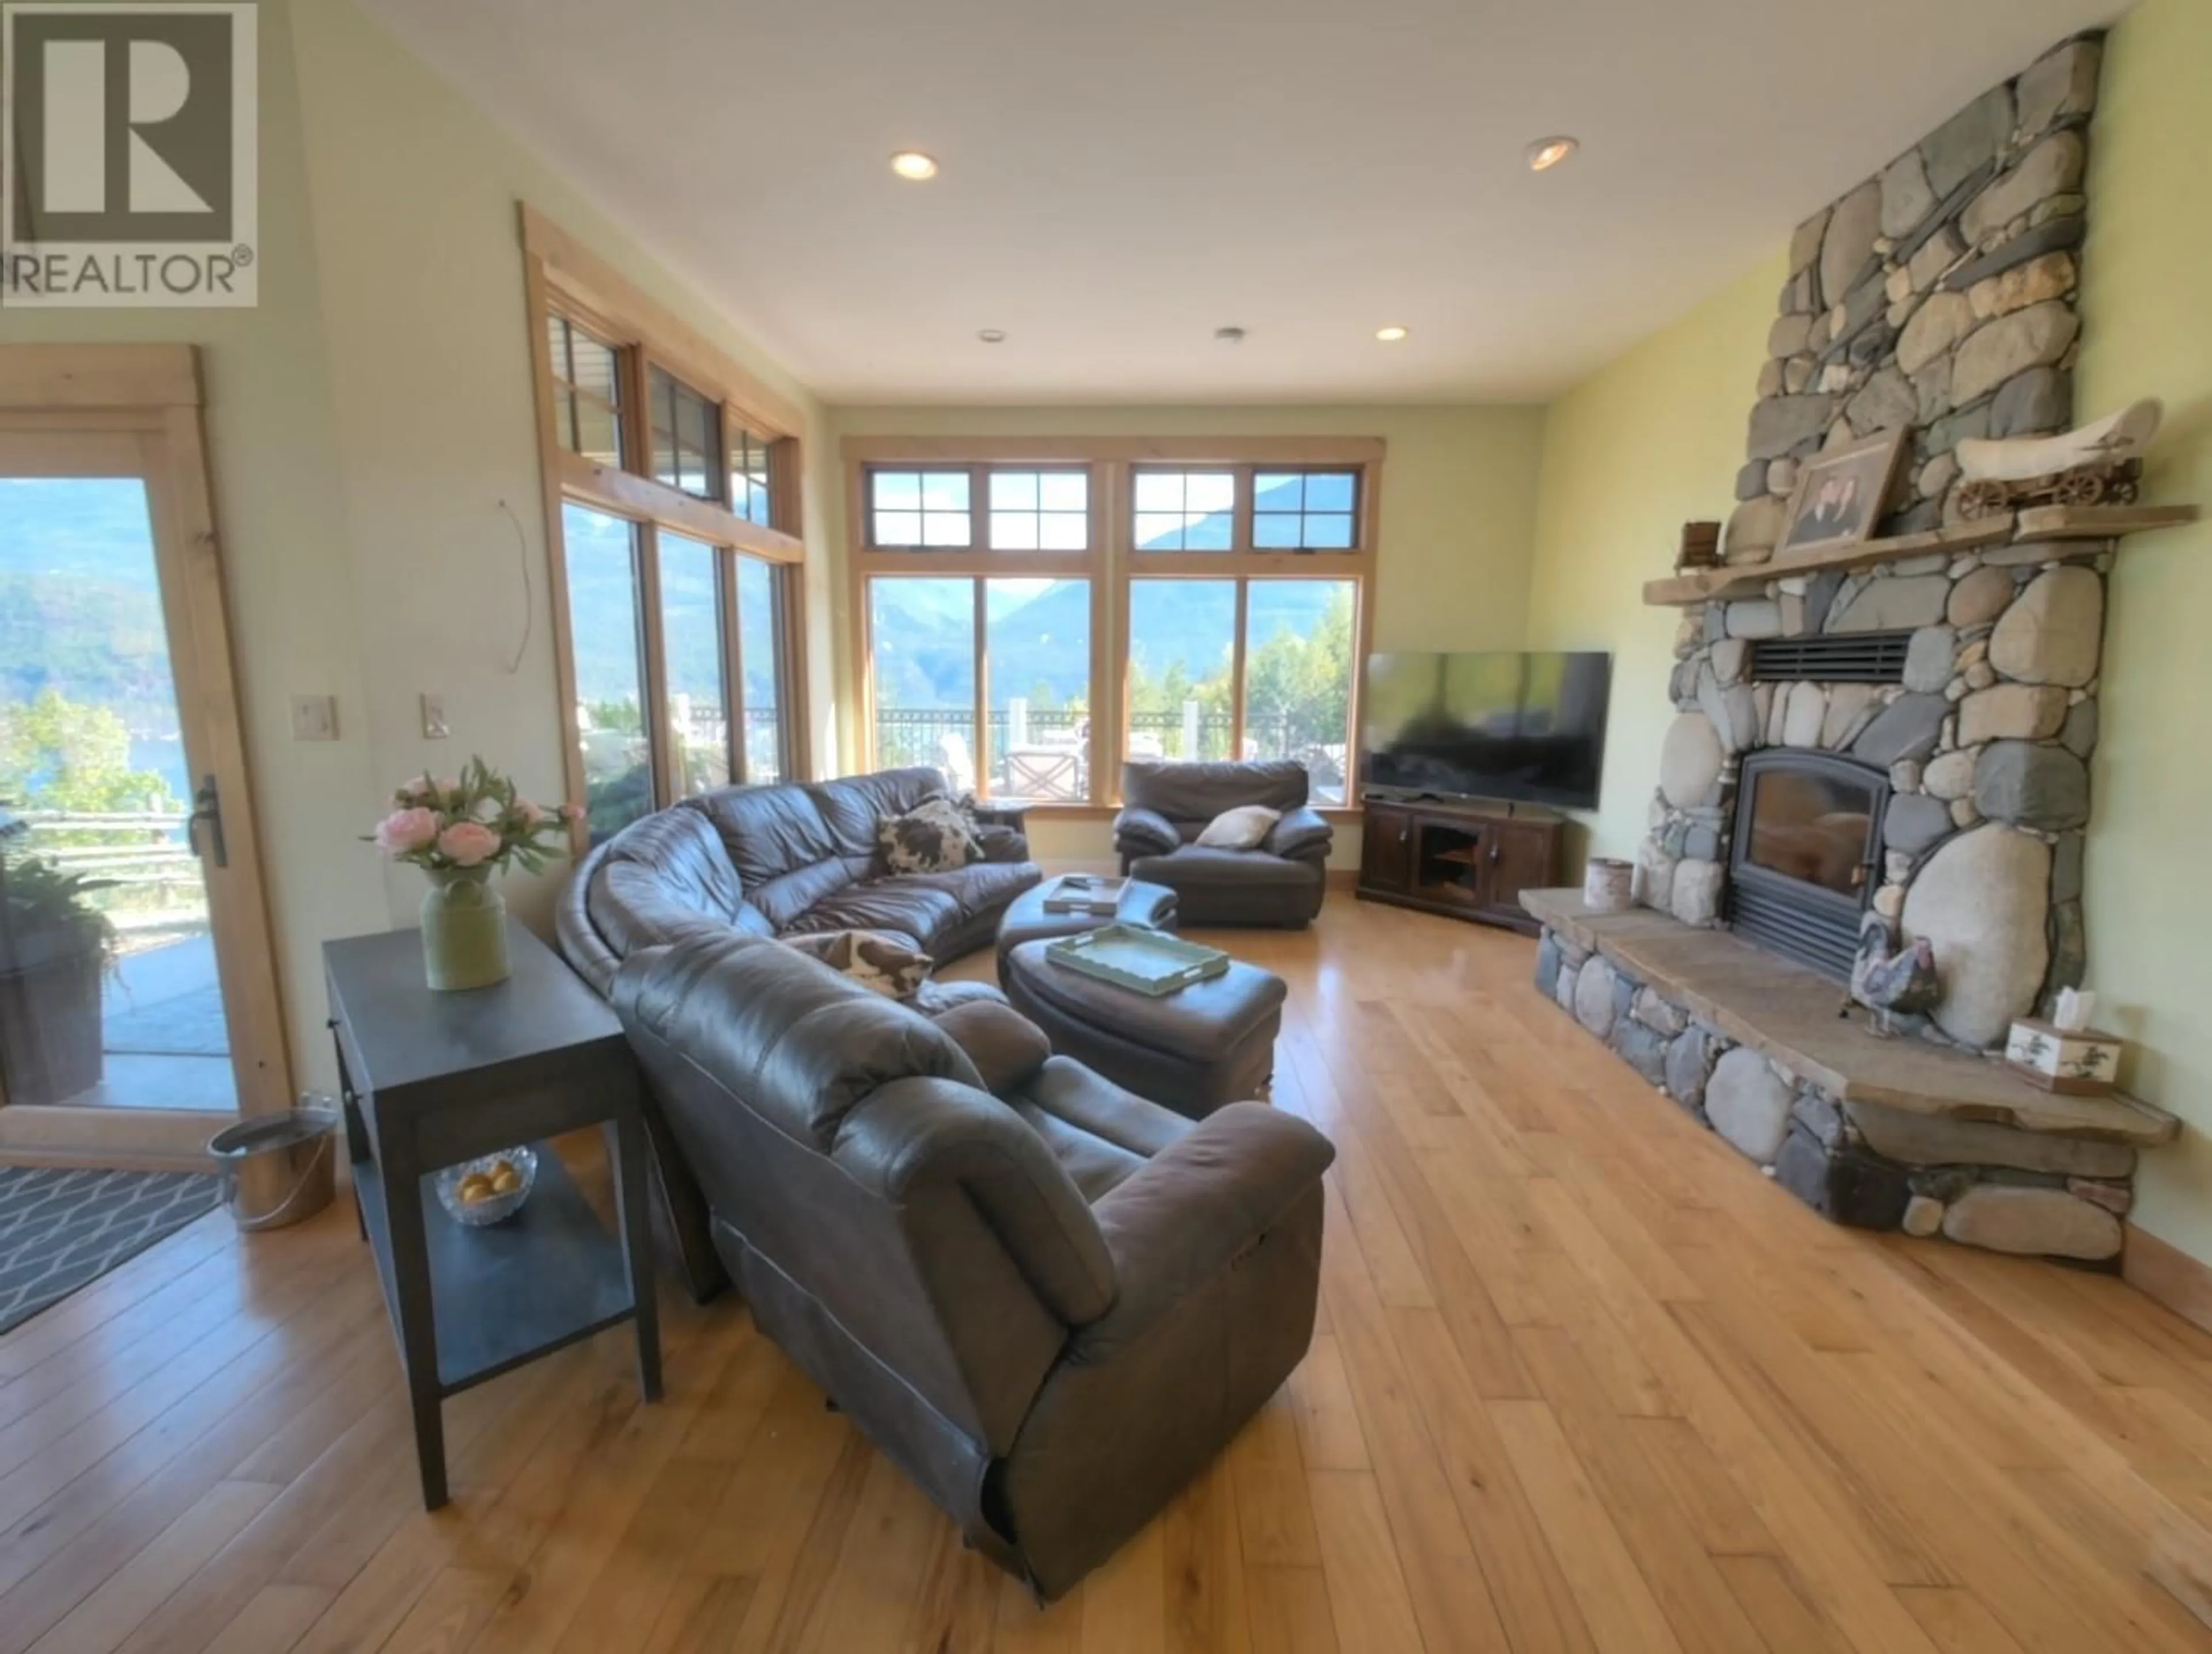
290;695;339;741
421;693;450;740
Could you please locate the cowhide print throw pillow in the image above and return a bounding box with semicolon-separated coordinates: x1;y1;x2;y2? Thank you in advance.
877;797;983;873
781;930;934;1000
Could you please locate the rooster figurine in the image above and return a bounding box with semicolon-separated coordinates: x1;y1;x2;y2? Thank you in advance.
1846;911;1941;1036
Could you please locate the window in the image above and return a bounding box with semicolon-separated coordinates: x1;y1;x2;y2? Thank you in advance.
846;438;1378;812
1132;469;1234;551
1244;580;1358;802
729;424;774;524
1253;470;1358;550
870;468;972;549
989;470;1088;551
546;314;624;468
649;367;722;501
562;504;653;842
525;206;810;830
737;555;790;782
987;579;1090;800
1126;580;1235;762
659;534;729;798
1124;576;1360;803
870;578;976;782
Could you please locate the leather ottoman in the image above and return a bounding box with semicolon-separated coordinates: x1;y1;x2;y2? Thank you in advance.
995;877;1179;968
1001;938;1286;1118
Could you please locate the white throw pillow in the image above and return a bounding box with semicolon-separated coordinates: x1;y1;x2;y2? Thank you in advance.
1195;804;1281;850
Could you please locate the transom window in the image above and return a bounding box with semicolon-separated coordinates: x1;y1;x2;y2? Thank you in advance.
1253;469;1358;549
870;468;974;548
729;424;774;524
988;470;1089;551
1132;469;1235;551
649;366;722;502
546;314;624;468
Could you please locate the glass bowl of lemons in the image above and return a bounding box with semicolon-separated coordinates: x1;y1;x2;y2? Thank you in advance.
434;1147;536;1227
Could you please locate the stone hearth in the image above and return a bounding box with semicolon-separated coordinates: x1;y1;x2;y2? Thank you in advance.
1524;888;2178;1261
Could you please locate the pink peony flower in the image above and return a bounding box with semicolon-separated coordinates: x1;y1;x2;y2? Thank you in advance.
437;820;503;868
374;808;441;856
516;800;544;829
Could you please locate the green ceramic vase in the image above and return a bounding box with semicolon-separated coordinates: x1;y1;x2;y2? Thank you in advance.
419;868;510;991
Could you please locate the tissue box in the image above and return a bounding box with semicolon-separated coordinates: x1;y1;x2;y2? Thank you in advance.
2005;1018;2123;1095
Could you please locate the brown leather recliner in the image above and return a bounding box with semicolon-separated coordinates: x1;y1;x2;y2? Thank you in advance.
1112;759;1333;926
611;929;1334;1601
556;767;1039;1300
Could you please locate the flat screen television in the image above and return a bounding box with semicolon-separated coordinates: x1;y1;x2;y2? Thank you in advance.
1362;650;1612;810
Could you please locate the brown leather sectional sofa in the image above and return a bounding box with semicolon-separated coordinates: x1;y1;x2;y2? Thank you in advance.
558;766;1040;994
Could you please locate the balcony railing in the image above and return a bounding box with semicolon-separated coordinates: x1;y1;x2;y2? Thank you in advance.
6;809;207;932
874;703;1349;804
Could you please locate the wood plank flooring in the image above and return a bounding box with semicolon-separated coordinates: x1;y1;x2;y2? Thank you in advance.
7;898;2212;1652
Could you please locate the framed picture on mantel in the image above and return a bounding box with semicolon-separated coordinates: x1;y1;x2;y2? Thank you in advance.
1778;429;1910;557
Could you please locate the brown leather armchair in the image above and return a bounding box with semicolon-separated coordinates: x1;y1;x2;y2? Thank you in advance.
611;929;1335;1600
1112;759;1333;926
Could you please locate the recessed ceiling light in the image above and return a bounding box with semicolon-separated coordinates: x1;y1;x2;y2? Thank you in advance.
889;150;938;181
977;328;1007;344
1526;135;1580;172
1215;325;1247;345
1375;325;1409;343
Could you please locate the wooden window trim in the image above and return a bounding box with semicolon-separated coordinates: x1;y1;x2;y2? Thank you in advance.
524;206;803;436
843;438;1382;811
522;205;814;845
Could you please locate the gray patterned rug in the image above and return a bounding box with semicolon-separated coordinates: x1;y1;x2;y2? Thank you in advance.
0;1167;222;1334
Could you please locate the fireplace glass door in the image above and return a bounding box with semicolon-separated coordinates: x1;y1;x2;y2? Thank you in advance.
1728;751;1888;981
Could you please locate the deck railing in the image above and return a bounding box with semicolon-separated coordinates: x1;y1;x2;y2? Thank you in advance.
7;809;207;924
873;705;1348;803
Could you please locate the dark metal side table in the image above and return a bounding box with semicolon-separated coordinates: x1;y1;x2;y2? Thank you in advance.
324;920;661;1509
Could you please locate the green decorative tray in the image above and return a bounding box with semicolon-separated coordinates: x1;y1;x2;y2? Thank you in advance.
1043;923;1232;997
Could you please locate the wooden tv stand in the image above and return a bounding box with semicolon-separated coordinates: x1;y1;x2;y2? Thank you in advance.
1356;796;1564;936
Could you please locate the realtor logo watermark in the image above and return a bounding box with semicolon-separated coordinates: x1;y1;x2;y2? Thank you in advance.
2;3;257;306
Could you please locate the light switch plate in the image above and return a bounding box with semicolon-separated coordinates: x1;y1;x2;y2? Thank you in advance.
421;693;450;740
290;694;338;741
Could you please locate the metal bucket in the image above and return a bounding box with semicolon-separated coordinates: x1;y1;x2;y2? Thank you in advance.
208;1100;339;1232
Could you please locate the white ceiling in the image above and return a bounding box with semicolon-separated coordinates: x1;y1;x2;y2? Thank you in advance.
358;0;2130;406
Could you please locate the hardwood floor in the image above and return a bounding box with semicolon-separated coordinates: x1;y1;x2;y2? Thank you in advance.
7;898;2212;1652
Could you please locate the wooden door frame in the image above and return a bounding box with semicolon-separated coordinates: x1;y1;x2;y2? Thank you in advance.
0;345;294;1166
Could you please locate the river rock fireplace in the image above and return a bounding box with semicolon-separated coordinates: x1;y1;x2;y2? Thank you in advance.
1520;31;2195;1262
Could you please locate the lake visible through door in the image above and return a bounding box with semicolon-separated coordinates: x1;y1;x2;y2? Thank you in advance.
1;476;237;1116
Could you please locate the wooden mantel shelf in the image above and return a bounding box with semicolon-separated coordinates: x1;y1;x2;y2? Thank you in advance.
1643;503;2202;607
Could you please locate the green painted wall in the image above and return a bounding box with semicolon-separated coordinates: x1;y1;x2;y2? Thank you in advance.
2071;0;2212;1262
1521;255;1785;867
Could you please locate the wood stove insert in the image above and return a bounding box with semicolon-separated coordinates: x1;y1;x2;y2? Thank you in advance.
1726;749;1891;983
